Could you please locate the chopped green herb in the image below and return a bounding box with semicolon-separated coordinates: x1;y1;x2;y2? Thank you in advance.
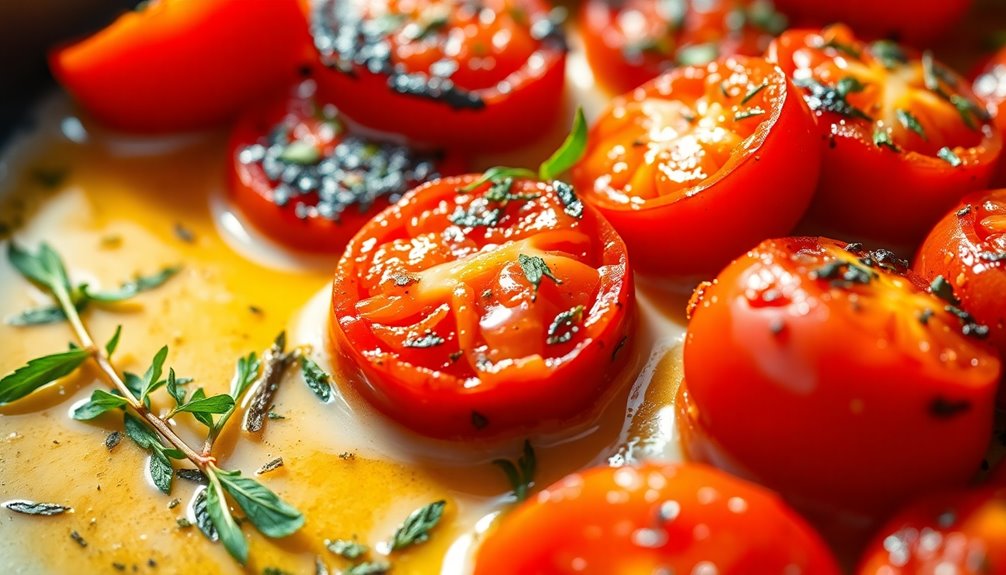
518;254;562;299
819;38;861;59
836;76;867;97
325;538;368;560
448;203;502;228
937;147;962;167
3;500;72;516
300;356;333;402
546;305;585;345
740;81;768;105
346;563;390;575
403;331;445;348
793;77;871;121
70;530;87;548
930;275;959;304
872;126;900;152
734;107;765;121
256;457;284;476
896;109;926;139
870;40;907;69
390;500;446;551
278;141;321;165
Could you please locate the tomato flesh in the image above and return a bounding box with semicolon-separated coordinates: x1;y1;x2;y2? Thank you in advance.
573;56;820;278
683;236;1000;514
329;175;635;438
474;462;842;575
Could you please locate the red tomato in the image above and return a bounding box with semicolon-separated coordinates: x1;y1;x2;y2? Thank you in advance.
856;486;1006;575
974;48;1006;186
329;174;635;438
914;189;1006;402
308;0;566;149
49;0;311;133
473;462;842;575
572;56;819;279
771;0;973;44
682;236;1000;514
767;25;1002;245
227;82;464;253
580;0;786;94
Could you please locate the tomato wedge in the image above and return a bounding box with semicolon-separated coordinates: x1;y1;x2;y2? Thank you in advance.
768;25;1002;245
474;462;842;575
329;174;634;438
856;486;1006;575
580;0;786;94
572;56;819;278
49;0;311;132
682;236;1000;514
308;0;567;149
228;82;463;253
914;189;1006;403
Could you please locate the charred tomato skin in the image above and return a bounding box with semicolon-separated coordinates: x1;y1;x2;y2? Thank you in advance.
473;462;842;575
856;486;1006;575
329;175;635;439
682;236;1000;514
308;0;567;149
572;56;820;279
768;25;1002;245
49;0;311;132
913;189;1006;399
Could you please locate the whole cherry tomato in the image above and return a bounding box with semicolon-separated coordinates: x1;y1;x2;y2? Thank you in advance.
308;0;567;149
579;0;786;94
768;25;1002;245
474;462;842;575
50;0;311;132
572;55;819;279
771;0;974;44
857;486;1006;575
682;236;1000;514
228;81;464;253
329;173;635;438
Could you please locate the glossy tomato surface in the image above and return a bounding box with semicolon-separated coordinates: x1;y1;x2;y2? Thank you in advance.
228;82;463;253
50;0;311;132
771;0;973;44
308;0;566;149
329;175;635;438
572;56;819;278
682;236;1000;514
974;47;1006;186
914;189;1006;392
768;25;1002;245
579;0;786;94
473;462;842;575
857;486;1006;575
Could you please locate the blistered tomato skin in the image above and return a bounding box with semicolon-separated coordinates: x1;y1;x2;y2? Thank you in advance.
473;462;842;575
579;0;785;94
572;56;820;279
914;189;1006;398
683;237;1000;514
308;0;567;149
227;83;463;253
856;486;1006;575
49;0;311;133
329;175;635;439
768;25;1002;245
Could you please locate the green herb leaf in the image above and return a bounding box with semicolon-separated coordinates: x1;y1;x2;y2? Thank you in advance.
740;81;768;105
123;412;161;450
300;356;332;403
138;346;169;404
7;242;72;295
518;254;562;299
870;40;907;69
546;305;585;345
215;470;304;539
793;77;871;121
105;325;123;357
836;76;868;97
733;107;765;121
896;109;926;139
166;368;186;406
186;388;216;428
3;500;72;516
5;305;67;326
390;500;446;551
149;449;174;494
346;562;390;575
930;275;959;304
872;126;900;152
278;141;321;165
230;352;260;400
325;538;368;559
193;488;218;542
937;146;963;167
206;478;248;564
0;347;90;406
538;108;588;181
493;439;536;502
83;267;180;303
173;393;235;416
72;389;127;420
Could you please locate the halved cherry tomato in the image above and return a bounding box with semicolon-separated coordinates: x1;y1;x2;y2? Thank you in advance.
308;0;567;149
974;47;1006;186
49;0;311;132
682;236;1000;514
771;0;973;44
473;462;842;575
767;25;1002;245
572;56;819;278
856;486;1006;575
914;189;1006;403
228;82;464;253
580;0;786;94
329;174;635;438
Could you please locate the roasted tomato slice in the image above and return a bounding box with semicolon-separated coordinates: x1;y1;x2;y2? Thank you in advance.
682;237;1000;514
580;0;786;94
771;0;973;44
768;25;1002;245
914;189;1006;402
228;82;463;253
308;0;567;149
856;486;1006;575
974;48;1006;186
329;174;635;438
49;0;311;132
473;462;842;575
572;56;819;278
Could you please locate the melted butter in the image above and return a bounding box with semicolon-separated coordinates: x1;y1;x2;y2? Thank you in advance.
0;93;690;574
